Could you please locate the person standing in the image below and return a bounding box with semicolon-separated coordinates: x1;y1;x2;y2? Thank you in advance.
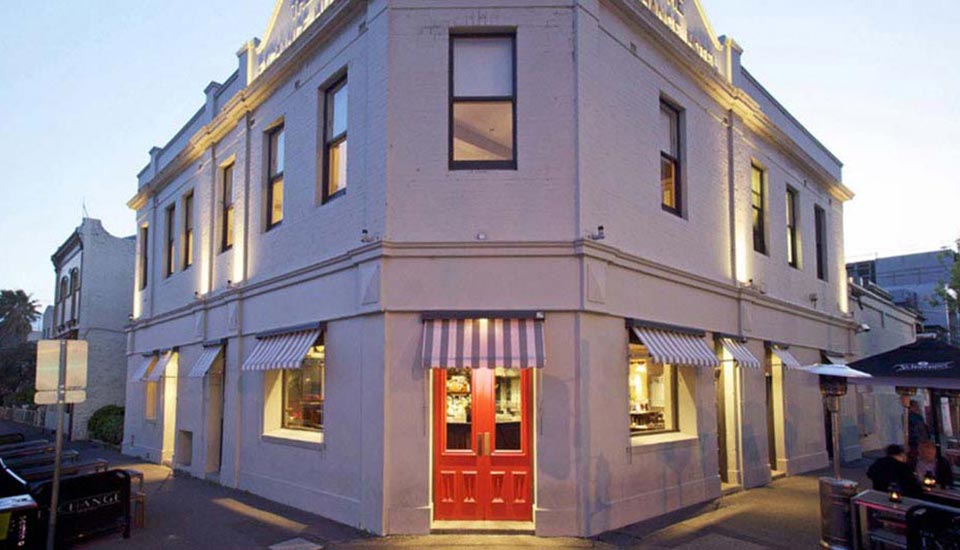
908;400;931;458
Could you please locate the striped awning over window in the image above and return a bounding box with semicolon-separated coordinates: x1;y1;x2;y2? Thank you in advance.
422;317;545;369
188;346;223;378
133;355;157;382
719;337;761;369
771;347;802;369
631;326;719;368
146;351;177;382
242;329;321;372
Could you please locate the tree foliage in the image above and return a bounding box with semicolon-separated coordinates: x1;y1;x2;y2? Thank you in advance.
0;290;40;404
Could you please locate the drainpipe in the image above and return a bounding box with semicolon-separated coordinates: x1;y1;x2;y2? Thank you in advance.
726;109;742;337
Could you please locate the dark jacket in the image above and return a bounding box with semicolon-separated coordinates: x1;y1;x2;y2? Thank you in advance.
868;456;923;497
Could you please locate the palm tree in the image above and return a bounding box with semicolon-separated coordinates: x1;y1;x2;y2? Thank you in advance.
0;290;40;348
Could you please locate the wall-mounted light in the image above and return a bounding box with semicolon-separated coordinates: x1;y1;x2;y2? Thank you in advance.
588;225;605;241
361;229;378;243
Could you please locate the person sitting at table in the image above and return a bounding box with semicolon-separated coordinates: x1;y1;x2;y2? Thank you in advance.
868;444;922;497
913;440;954;488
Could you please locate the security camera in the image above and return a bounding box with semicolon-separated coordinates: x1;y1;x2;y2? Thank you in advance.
856;323;871;333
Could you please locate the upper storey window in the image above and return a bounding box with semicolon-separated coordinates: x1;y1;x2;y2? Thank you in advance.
221;163;235;252
165;204;176;277
139;225;149;290
322;76;348;202
751;164;767;255
266;126;285;230
786;187;799;268
659;100;682;216
450;34;517;170
182;191;194;270
815;205;828;281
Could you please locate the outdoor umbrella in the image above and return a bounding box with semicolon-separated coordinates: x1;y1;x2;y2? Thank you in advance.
847;338;960;390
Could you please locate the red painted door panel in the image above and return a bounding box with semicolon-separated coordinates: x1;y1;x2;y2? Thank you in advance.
433;368;532;521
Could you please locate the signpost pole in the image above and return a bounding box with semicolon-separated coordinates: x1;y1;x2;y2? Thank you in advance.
46;339;67;550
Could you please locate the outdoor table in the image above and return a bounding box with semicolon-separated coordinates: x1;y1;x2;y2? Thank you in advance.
19;458;109;483
0;443;55;460
851;490;921;549
921;485;960;508
0;433;25;446
2;449;79;470
0;440;48;454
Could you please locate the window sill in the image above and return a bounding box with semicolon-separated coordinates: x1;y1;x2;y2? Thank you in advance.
629;432;698;454
261;428;324;450
322;188;346;205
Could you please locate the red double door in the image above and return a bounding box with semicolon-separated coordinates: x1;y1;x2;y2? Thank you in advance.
433;367;533;521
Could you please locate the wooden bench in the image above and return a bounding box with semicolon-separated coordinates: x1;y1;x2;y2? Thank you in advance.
3;450;80;470
0;442;55;460
20;459;109;483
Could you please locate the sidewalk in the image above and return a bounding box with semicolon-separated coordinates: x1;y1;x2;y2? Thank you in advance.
1;419;862;549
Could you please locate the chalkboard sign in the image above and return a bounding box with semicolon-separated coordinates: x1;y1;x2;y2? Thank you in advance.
32;469;130;546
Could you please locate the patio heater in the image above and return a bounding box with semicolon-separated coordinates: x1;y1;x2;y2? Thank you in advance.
896;386;917;449
800;362;871;550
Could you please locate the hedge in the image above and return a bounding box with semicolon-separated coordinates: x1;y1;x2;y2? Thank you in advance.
87;405;124;445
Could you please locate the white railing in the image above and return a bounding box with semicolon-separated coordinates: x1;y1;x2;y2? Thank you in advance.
0;406;46;427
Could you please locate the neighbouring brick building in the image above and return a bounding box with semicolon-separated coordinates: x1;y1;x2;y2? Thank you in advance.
123;0;857;536
49;218;135;440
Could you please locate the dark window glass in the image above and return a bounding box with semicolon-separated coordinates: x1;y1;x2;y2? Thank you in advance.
165;205;176;277
815;205;828;281
222;164;234;251
282;343;324;431
450;35;516;169
139;225;149;289
323;77;348;202
751;164;767;254
444;368;473;450
660;101;681;215
494;367;522;450
786;187;799;268
266;126;284;229
183;192;194;269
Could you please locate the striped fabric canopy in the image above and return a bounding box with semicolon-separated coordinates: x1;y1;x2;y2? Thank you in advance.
422;317;545;369
146;351;177;382
719;338;761;369
133;355;157;382
771;347;802;369
631;327;719;368
188;346;223;378
242;329;321;371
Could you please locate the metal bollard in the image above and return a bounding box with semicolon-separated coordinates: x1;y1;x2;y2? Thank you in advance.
819;477;859;550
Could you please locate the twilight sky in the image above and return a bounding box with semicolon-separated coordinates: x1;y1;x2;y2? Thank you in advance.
1;1;958;308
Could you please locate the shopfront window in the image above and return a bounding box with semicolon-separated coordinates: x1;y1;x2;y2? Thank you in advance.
495;367;522;450
629;345;677;435
281;344;324;431
445;368;472;450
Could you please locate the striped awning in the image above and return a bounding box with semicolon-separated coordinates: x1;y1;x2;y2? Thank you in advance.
242;329;321;371
422;317;545;369
719;337;761;369
133;355;157;381
630;327;719;368
188;346;223;378
771;347;803;369
146;351;177;382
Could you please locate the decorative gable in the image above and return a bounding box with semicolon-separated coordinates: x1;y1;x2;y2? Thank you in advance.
638;0;723;71
255;0;337;79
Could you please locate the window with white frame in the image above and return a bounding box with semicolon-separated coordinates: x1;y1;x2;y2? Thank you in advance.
281;343;325;431
629;344;678;436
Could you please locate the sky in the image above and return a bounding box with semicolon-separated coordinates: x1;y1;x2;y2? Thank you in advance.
1;1;958;309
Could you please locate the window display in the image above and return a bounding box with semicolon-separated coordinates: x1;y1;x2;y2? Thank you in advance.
629;346;677;435
282;344;324;431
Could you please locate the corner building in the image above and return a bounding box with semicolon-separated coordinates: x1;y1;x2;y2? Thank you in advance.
123;0;857;536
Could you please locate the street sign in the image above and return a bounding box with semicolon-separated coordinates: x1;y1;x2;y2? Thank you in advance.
35;340;87;398
32;340;89;550
34;390;86;405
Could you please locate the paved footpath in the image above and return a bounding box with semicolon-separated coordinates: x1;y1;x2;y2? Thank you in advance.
1;420;869;549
